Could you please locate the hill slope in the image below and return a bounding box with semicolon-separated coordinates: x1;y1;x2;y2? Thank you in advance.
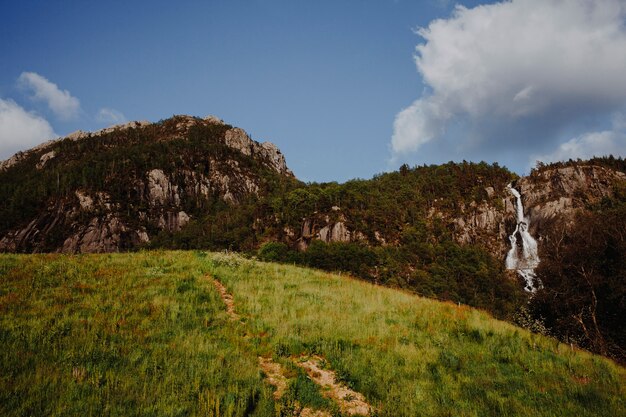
2;116;626;363
0;115;295;253
1;251;624;416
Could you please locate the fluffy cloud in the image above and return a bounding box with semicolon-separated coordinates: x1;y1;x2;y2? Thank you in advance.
0;98;57;160
96;108;127;125
392;0;626;166
18;72;81;120
532;113;626;166
534;130;626;165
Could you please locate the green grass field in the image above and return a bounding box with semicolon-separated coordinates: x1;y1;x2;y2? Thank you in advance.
1;251;624;416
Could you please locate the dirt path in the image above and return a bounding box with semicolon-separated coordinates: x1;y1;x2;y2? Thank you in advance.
258;356;289;400
209;276;370;416
210;277;239;320
298;408;332;417
258;356;332;417
296;356;372;416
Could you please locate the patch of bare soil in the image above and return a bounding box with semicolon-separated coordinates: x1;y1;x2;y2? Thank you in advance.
258;357;332;417
298;407;332;417
295;356;372;416
258;356;289;400
210;277;238;320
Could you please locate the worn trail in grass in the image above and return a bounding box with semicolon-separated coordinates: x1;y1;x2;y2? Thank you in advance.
212;273;366;415
205;252;626;417
0;251;276;417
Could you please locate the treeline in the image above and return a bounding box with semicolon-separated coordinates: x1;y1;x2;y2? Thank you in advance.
270;161;515;243
532;184;626;363
151;160;525;319
257;238;525;320
532;155;626;175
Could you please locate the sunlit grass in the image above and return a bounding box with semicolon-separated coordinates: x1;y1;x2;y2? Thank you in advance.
0;250;624;416
206;252;625;417
0;252;273;416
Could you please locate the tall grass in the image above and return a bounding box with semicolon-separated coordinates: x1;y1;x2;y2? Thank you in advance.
0;252;273;416
205;252;626;417
1;251;624;416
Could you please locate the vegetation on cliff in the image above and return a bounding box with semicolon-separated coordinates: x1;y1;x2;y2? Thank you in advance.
532;181;626;362
2;116;625;363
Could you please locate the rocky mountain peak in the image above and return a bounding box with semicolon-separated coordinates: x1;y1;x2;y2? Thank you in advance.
0;114;296;253
223;127;291;176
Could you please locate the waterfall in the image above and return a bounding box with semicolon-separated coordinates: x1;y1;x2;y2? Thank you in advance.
505;184;543;293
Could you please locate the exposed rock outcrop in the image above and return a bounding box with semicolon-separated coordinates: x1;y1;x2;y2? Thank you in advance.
61;215;143;253
0;114;294;253
203;115;225;125
318;222;351;243
36;151;56;169
257;141;290;175
451;201;510;255
519;165;626;227
147;169;180;207
224;127;291;175
225;128;254;156
75;191;94;210
156;211;190;233
0;139;58;172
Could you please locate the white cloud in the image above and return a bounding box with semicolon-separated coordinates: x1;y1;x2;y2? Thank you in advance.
612;112;626;131
532;113;626;166
392;0;626;162
0;98;57;160
18;72;81;120
96;108;127;125
392;97;449;153
532;130;626;166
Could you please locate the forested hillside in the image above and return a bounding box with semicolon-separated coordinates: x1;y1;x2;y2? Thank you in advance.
1;116;625;362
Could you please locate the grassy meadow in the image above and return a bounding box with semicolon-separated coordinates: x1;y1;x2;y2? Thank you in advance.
0;251;624;416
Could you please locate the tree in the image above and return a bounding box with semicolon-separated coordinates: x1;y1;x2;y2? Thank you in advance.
531;205;626;362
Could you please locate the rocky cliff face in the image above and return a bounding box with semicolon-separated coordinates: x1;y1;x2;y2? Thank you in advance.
1;114;624;261
277;164;625;261
223;127;291;176
440;165;624;257
0;115;294;253
519;165;625;225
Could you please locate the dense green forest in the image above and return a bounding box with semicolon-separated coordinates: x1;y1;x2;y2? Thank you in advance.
531;185;626;362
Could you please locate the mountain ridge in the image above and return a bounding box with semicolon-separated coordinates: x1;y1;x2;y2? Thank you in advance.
2;114;625;363
0;115;294;253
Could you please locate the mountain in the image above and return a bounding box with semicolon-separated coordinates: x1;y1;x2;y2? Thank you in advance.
0;115;294;253
3;115;623;259
2;115;625;362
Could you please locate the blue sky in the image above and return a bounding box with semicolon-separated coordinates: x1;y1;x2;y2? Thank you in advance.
1;0;625;182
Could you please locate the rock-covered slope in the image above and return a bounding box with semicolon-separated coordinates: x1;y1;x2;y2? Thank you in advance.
271;162;625;261
0;115;294;253
2;114;625;262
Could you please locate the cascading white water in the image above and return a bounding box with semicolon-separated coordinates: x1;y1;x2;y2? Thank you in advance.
505;184;543;292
